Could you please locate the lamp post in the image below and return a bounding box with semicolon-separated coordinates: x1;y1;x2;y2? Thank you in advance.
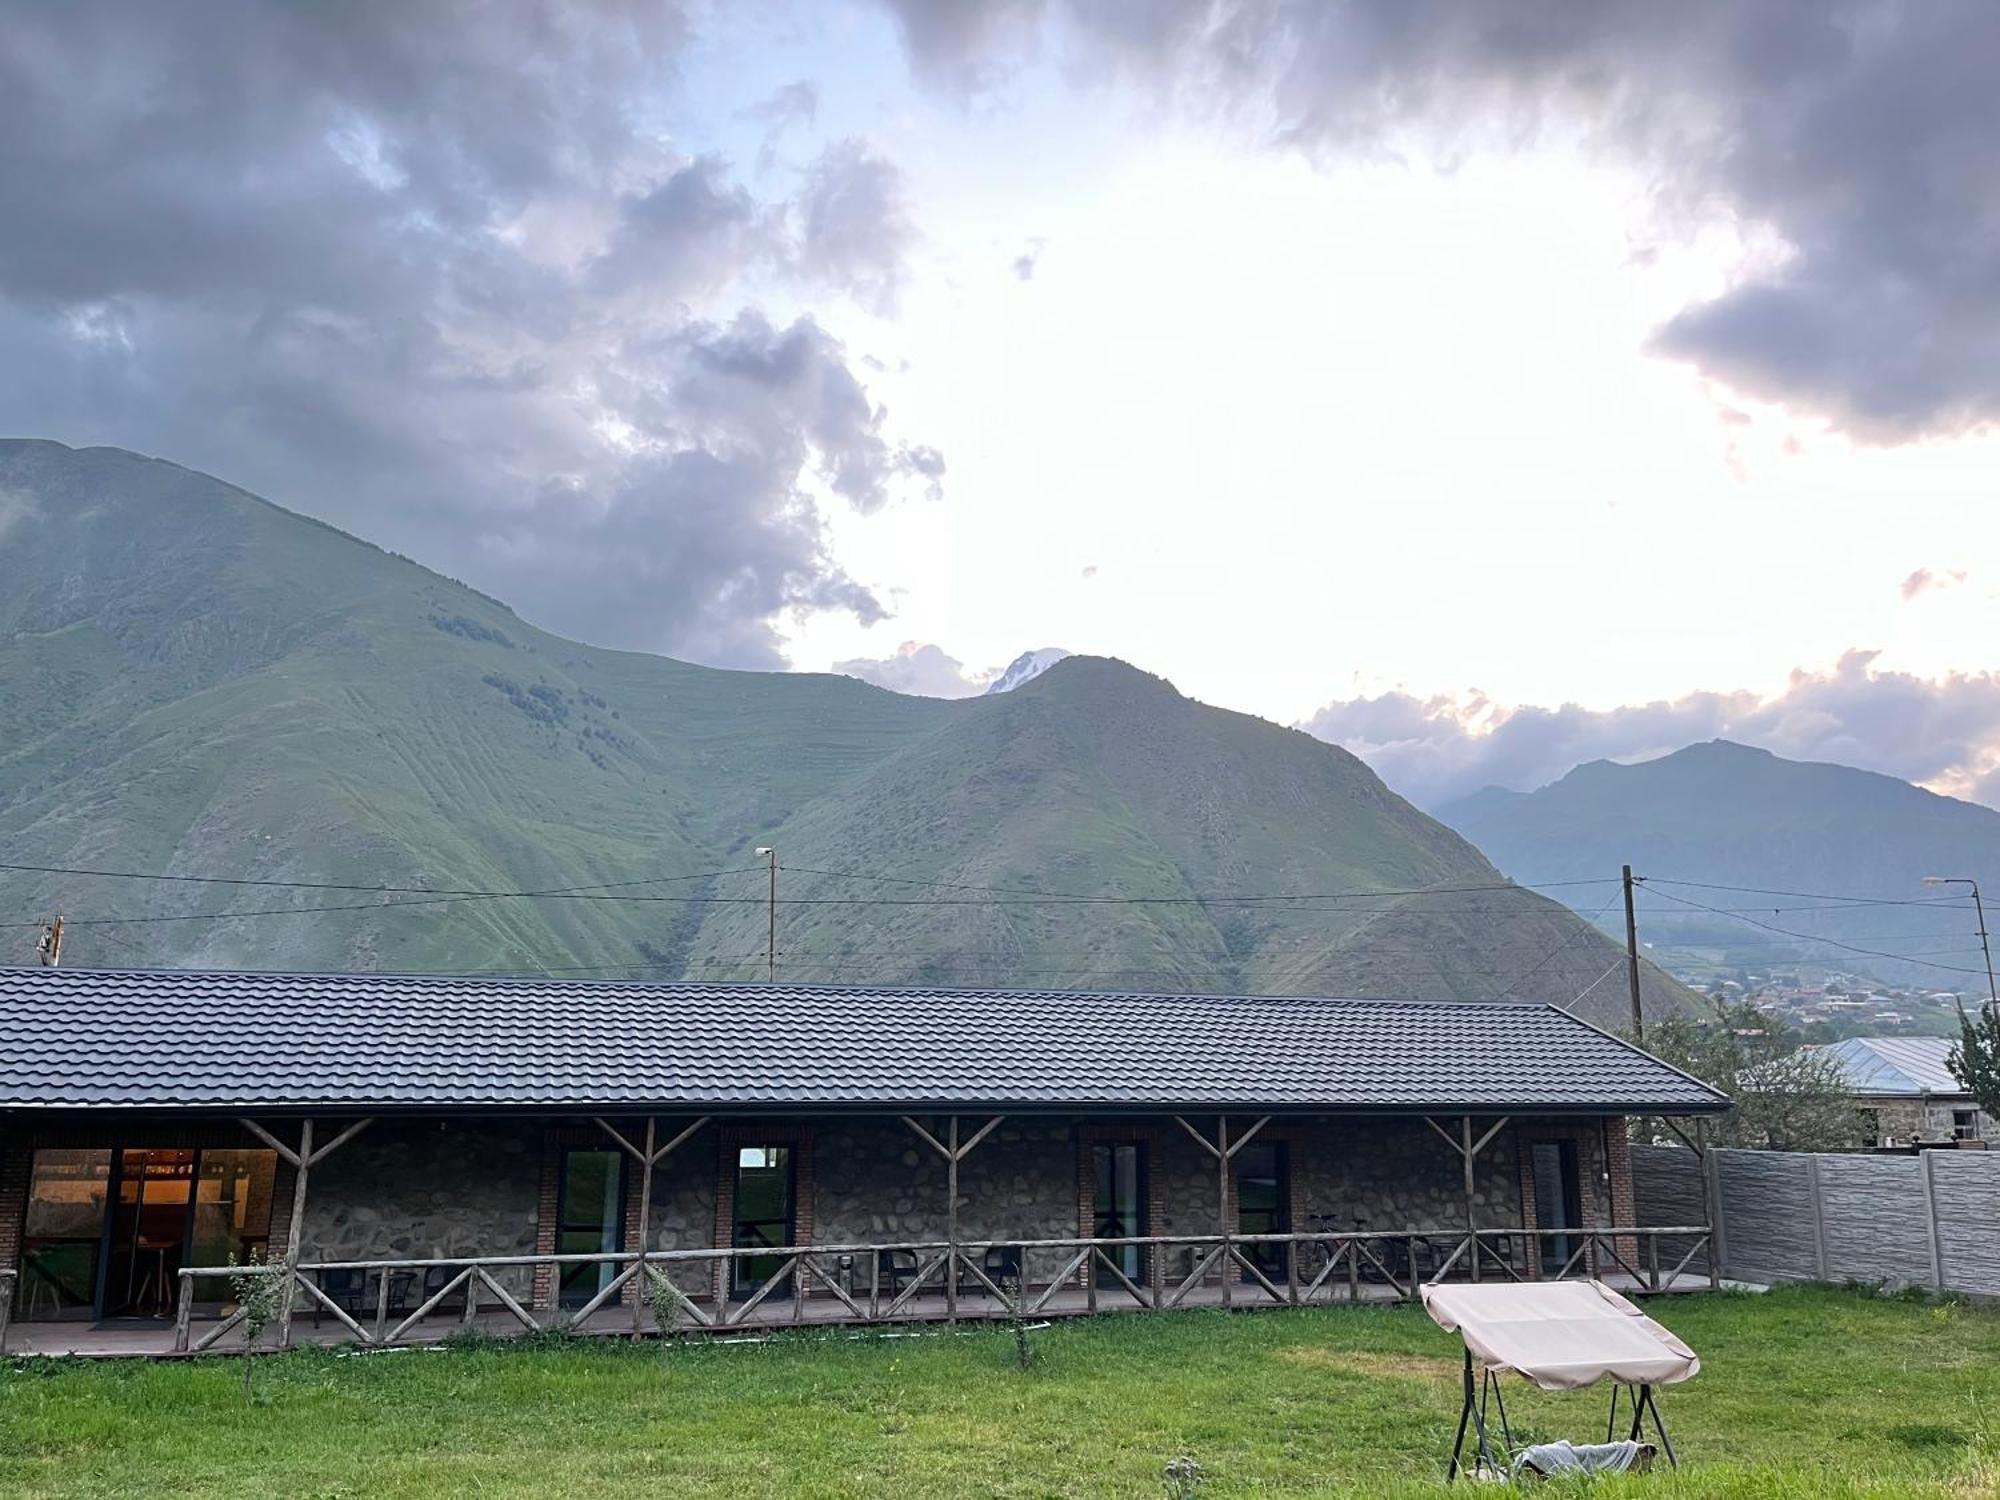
1923;876;1997;1010
755;846;776;981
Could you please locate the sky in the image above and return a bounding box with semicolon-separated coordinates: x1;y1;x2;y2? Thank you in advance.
3;1;1998;807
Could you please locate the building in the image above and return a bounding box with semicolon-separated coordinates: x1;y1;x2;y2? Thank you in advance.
1821;1036;1994;1146
0;968;1728;1355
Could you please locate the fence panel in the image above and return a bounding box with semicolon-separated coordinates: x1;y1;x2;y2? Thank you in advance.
1630;1145;1710;1276
1931;1153;2000;1296
1637;1143;2000;1297
1815;1155;1934;1285
1714;1150;1820;1284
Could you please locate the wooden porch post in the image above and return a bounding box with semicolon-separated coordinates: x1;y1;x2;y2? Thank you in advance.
1696;1117;1722;1290
1461;1116;1479;1284
946;1116;959;1324
1217;1115;1232;1308
278;1118;312;1349
632;1116;656;1337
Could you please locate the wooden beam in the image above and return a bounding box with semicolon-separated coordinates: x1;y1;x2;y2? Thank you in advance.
307;1116;373;1168
275;1117;313;1348
1421;1115;1462;1157
650;1115;711;1165
899;1114;951;1160
591;1116;647;1164
956;1115;1005;1160
1468;1116;1509;1161
238;1116;302;1168
1225;1115;1272;1158
1172;1113;1223;1159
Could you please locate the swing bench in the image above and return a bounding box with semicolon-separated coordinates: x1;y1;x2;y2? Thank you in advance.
1421;1279;1700;1483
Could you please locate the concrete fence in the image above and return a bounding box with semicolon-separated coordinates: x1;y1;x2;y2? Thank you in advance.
1632;1143;2000;1297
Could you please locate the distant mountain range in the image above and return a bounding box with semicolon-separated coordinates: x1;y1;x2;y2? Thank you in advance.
0;438;1688;1021
1440;741;2000;991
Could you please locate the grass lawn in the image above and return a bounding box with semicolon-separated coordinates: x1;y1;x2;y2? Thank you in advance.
2;1286;1996;1498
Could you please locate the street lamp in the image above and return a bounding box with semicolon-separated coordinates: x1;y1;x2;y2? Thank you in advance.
1923;876;1997;1009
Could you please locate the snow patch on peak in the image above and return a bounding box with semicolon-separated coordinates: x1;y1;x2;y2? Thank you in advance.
985;648;1071;695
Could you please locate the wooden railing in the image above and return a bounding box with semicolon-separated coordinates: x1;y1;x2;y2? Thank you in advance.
149;1225;1715;1354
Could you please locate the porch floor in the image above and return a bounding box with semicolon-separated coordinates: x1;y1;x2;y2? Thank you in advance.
6;1271;1708;1359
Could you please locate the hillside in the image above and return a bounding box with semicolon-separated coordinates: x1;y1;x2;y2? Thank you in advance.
0;439;1687;1020
1440;740;2000;990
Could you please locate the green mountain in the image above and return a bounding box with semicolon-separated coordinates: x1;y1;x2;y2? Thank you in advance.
0;438;1688;1020
1440;741;2000;992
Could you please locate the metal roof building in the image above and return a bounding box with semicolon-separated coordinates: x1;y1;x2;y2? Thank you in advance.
0;968;1727;1356
0;967;1728;1114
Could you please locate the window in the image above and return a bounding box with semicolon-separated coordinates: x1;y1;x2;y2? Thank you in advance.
16;1149;111;1321
1953;1109;1980;1140
555;1148;626;1306
731;1145;795;1298
1092;1142;1148;1282
1234;1141;1290;1281
1531;1140;1582;1277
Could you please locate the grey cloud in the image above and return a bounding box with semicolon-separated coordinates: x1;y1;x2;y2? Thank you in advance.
882;0;2000;439
791;139;920;316
0;2;934;669
1303;650;2000;811
833;641;996;698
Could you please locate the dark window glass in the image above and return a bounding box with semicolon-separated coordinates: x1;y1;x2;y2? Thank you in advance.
1531;1140;1582;1277
732;1145;794;1298
1235;1141;1289;1280
17;1149;111;1321
1092;1142;1147;1282
556;1148;626;1306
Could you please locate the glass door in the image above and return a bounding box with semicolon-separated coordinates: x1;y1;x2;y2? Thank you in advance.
1235;1141;1289;1281
731;1146;795;1298
102;1149;196;1319
555;1148;627;1306
1092;1143;1148;1282
1531;1140;1582;1277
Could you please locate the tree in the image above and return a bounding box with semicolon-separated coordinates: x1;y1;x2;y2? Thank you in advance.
1947;1002;2000;1123
227;1249;290;1401
1634;998;1859;1151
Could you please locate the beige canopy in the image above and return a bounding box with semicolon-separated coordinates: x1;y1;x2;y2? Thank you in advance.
1421;1280;1700;1392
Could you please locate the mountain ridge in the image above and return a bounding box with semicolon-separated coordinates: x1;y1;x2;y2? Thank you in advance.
1439;738;2000;989
0;438;1689;1020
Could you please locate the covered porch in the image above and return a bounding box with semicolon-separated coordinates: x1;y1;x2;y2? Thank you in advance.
1;1105;1725;1359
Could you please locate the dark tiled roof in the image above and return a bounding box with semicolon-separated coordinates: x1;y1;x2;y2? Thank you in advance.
0;967;1729;1113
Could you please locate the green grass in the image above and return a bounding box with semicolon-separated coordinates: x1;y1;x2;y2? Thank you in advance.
3;1287;1996;1498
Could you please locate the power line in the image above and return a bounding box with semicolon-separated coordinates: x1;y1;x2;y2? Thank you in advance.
1639;886;1990;977
1642;878;1975;909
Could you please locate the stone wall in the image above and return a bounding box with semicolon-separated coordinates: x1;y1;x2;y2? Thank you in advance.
301;1118;543;1299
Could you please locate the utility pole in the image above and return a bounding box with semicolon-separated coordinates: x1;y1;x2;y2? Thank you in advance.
36;915;64;968
1924;876;1996;1013
1622;866;1644;1042
755;847;776;981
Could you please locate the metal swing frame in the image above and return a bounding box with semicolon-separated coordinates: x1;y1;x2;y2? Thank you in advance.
1446;1347;1679;1482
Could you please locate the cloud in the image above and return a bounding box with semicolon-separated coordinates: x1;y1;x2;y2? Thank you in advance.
1012;237;1045;281
834;641;997;697
880;0;2000;440
1303;650;2000;811
790;139;919;316
1900;567;1967;601
0;2;935;668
